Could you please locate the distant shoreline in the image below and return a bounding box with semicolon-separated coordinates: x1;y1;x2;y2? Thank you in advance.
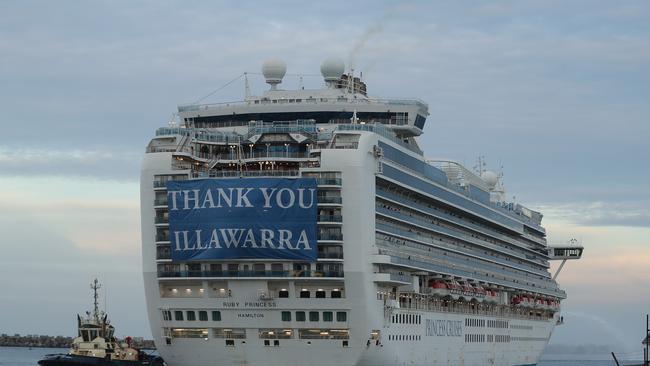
0;345;68;349
1;334;155;349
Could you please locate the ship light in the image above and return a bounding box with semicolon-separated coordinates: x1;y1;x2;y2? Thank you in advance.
281;288;287;291
185;288;191;293
199;288;204;293
320;331;329;336
219;288;226;293
171;288;178;293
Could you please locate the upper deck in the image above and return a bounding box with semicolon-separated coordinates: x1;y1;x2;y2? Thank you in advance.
177;59;429;138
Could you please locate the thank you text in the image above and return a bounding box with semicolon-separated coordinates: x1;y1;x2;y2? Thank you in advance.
167;178;318;261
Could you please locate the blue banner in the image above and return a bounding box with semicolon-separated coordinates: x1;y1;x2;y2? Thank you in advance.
167;178;318;261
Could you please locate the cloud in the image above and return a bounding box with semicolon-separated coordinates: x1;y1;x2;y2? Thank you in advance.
537;201;650;228
0;146;140;181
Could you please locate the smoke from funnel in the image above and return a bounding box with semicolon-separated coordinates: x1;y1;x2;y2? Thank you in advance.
348;22;385;72
348;3;406;74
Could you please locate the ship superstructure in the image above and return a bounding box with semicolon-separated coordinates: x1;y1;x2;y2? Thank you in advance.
140;58;582;366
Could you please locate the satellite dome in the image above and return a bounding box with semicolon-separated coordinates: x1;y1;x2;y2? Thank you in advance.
320;57;345;82
481;170;499;189
262;59;287;88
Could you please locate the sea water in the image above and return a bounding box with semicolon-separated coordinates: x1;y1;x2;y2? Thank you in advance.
0;346;637;366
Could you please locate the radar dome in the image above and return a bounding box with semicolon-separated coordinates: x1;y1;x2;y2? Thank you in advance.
481;171;499;189
320;57;345;82
262;59;287;88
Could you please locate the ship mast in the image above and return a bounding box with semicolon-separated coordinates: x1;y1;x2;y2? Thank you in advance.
90;278;102;323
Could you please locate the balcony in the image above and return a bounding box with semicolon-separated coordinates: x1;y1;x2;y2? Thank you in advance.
156;234;170;243
155;216;169;225
317;196;342;205
156;252;172;260
154;198;168;207
317;215;343;223
316;178;342;186
157;270;344;279
317;253;344;260
373;272;412;285
153;181;167;189
317;233;343;241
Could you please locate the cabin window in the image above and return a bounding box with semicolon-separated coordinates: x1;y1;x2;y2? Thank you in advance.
323;312;333;322
300;290;310;298
336;312;347;322
199;311;208;321
309;312;319;322
174;311;183;321
315;290;326;298
186;311;196;321
279;290;289;298
212;311;221;321
296;311;306;322
331;290;342;298
162;310;172;321
281;311;292;321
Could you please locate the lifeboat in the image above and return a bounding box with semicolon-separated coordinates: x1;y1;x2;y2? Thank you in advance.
511;295;522;305
473;286;487;302
485;289;499;303
447;280;462;300
427;280;449;297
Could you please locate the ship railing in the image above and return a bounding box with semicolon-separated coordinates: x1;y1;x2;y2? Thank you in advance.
177;97;427;112
317;215;343;223
196;151;312;160
377;249;565;297
155;234;170;242
378;241;554;291
316;178;342;186
194;170;301;179
317;196;342;204
317;233;343;241
322;142;359;150
154;198;168;206
376;189;550;262
375;209;549;272
337;124;422;154
157;270;344;278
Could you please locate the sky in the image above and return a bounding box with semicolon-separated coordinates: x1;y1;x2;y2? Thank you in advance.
1;0;649;357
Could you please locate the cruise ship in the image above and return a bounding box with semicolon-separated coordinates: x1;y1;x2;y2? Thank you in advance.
140;58;583;366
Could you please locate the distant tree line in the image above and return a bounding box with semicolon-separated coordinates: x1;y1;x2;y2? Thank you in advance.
0;334;156;349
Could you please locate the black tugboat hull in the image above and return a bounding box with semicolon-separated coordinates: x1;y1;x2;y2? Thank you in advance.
38;354;165;366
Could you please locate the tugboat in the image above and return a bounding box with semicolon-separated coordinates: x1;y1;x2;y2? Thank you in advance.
38;279;165;366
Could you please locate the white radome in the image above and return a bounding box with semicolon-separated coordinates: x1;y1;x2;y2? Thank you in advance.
320;57;345;81
262;58;287;84
481;170;499;189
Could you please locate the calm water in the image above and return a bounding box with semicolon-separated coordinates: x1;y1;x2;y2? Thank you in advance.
0;346;636;366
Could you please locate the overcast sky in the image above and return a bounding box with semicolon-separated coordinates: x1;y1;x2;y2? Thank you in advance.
1;0;648;357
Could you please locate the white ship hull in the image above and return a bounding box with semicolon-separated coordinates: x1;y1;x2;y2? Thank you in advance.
141;61;578;366
144;273;554;366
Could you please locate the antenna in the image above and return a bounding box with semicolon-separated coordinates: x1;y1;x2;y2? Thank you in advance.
244;72;251;99
299;74;304;90
104;280;107;317
90;279;102;323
